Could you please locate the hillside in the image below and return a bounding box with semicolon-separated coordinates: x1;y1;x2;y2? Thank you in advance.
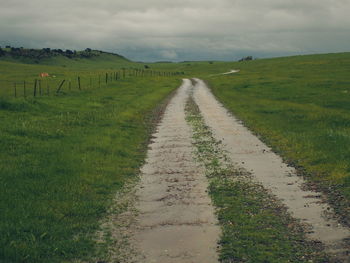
0;46;129;65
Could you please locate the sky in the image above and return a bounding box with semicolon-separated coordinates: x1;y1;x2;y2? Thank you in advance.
0;0;350;62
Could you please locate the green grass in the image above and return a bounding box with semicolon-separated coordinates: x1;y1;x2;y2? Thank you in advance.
0;76;179;262
2;50;350;261
0;52;184;98
202;52;350;224
185;98;327;262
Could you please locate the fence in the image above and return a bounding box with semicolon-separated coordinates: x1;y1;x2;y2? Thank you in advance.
0;68;185;98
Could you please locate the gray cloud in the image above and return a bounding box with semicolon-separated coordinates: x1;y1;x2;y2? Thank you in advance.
0;0;349;61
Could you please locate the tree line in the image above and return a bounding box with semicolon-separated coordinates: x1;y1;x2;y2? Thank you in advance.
0;46;126;61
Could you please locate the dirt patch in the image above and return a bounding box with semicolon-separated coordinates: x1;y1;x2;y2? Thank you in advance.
221;69;240;75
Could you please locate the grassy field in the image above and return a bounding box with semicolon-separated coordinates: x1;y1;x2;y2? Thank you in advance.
1;50;350;262
202;52;350;224
0;50;184;98
0;54;180;261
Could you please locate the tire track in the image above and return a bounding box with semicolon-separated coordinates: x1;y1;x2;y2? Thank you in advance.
132;79;220;263
192;78;350;260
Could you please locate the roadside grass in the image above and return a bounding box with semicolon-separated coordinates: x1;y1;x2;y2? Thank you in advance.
185;97;328;262
0;77;179;262
204;52;350;224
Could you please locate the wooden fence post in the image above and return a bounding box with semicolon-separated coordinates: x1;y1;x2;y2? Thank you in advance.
39;80;42;96
14;83;17;98
78;76;81;90
56;80;66;93
23;81;26;98
106;73;108;84
33;79;37;97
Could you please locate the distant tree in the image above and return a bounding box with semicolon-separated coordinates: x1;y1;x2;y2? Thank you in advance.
85;48;92;52
239;56;253;62
52;49;63;54
0;48;5;56
5;45;11;48
144;65;150;69
65;49;74;55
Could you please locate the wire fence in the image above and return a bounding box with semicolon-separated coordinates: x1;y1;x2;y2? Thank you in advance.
0;69;185;98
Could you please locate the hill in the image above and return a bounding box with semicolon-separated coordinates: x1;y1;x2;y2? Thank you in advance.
0;46;130;68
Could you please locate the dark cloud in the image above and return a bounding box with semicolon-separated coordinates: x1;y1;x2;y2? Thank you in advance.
0;0;349;61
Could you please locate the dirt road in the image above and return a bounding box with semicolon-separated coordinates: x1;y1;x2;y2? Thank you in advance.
120;79;349;262
132;79;220;262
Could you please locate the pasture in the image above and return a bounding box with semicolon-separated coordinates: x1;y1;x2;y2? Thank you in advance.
1;51;350;262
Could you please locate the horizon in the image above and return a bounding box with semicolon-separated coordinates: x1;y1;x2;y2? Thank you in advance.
1;0;350;62
1;45;348;63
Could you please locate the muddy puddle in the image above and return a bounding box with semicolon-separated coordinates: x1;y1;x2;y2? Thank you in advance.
192;78;350;259
131;79;220;263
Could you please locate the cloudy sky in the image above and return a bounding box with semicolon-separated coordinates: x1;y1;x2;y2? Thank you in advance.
1;0;350;61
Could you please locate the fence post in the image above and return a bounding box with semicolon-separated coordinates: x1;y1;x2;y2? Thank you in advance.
23;81;26;98
47;82;50;96
56;80;66;93
33;79;37;97
99;75;101;88
39;80;42;96
105;73;108;84
14;83;17;98
78;76;81;90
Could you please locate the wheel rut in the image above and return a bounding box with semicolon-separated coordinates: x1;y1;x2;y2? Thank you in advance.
132;79;220;263
192;78;350;260
122;78;349;262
